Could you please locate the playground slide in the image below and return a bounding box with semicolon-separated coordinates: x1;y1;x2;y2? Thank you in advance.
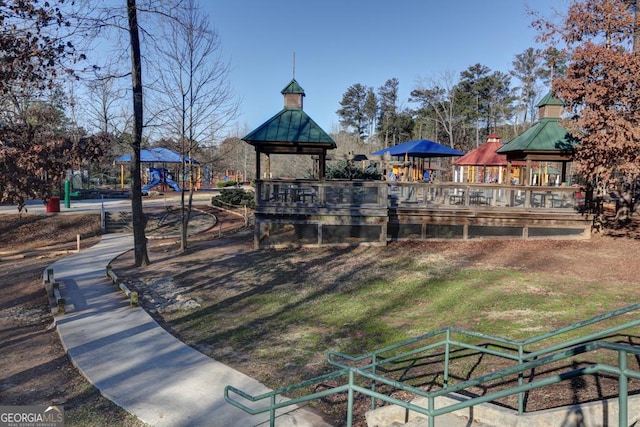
165;176;181;191
142;175;162;192
142;168;181;192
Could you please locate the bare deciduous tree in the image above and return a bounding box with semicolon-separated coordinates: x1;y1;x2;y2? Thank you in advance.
153;0;237;251
411;70;463;148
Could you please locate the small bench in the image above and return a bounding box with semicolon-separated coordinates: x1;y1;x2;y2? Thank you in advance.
449;195;464;205
470;195;493;206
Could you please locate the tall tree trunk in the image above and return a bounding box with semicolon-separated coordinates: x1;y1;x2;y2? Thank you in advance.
180;165;194;252
180;161;187;252
127;0;149;266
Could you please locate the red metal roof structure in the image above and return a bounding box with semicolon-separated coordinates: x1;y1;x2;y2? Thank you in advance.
453;134;526;167
452;134;530;184
453;134;506;166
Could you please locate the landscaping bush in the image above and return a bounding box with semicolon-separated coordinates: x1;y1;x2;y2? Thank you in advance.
215;180;239;188
326;160;381;180
211;188;255;208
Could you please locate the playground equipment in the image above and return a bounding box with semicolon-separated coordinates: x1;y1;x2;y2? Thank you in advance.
115;148;201;190
142;167;180;192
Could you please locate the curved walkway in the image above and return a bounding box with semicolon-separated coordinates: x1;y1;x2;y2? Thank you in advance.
48;234;331;427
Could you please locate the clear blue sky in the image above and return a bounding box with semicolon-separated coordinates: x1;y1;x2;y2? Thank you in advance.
204;0;566;135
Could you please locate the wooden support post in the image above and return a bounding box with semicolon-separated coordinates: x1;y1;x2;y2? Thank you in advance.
52;282;65;314
265;153;271;178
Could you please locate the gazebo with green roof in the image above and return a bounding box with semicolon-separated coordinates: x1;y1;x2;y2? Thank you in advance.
243;79;337;180
497;92;579;185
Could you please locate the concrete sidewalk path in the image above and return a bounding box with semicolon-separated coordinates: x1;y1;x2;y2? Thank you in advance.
48;234;331;427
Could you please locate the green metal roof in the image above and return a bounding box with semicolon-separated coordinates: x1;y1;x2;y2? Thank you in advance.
536;92;564;107
243;107;336;147
281;79;305;95
497;118;578;154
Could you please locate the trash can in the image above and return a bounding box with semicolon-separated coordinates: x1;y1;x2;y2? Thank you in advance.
46;196;60;213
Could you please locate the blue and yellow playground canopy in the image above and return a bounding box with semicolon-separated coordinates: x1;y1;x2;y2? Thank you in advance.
114;147;199;190
114;147;198;164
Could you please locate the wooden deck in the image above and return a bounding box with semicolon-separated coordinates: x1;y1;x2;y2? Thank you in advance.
254;180;594;248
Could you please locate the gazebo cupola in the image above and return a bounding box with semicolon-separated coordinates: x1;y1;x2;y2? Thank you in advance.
486;133;501;144
242;79;336;180
282;79;305;109
537;92;564;119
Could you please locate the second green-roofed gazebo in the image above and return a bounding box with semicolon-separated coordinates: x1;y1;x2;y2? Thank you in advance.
243;79;336;180
497;92;579;185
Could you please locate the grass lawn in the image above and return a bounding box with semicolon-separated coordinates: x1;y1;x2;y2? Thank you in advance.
143;238;639;400
109;230;640;424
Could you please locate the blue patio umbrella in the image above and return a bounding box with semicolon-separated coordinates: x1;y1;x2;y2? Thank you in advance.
371;139;465;158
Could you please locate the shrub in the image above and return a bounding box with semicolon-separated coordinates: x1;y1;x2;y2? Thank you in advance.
215;180;239;188
326;160;381;180
211;188;255;208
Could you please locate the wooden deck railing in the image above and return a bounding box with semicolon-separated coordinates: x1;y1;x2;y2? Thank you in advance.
255;180;590;212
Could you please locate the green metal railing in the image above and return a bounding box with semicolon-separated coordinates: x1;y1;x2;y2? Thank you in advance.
224;302;640;427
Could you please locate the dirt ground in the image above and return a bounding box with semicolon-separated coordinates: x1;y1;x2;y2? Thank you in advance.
2;208;640;426
0;213;145;426
0;206;242;426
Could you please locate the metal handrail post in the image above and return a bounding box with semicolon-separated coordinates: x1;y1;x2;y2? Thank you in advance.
443;328;451;388
428;395;435;427
370;353;377;410
270;394;276;427
517;344;524;415
347;369;355;427
619;349;628;427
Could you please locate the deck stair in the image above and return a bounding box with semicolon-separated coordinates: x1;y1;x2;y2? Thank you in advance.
104;211;132;233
